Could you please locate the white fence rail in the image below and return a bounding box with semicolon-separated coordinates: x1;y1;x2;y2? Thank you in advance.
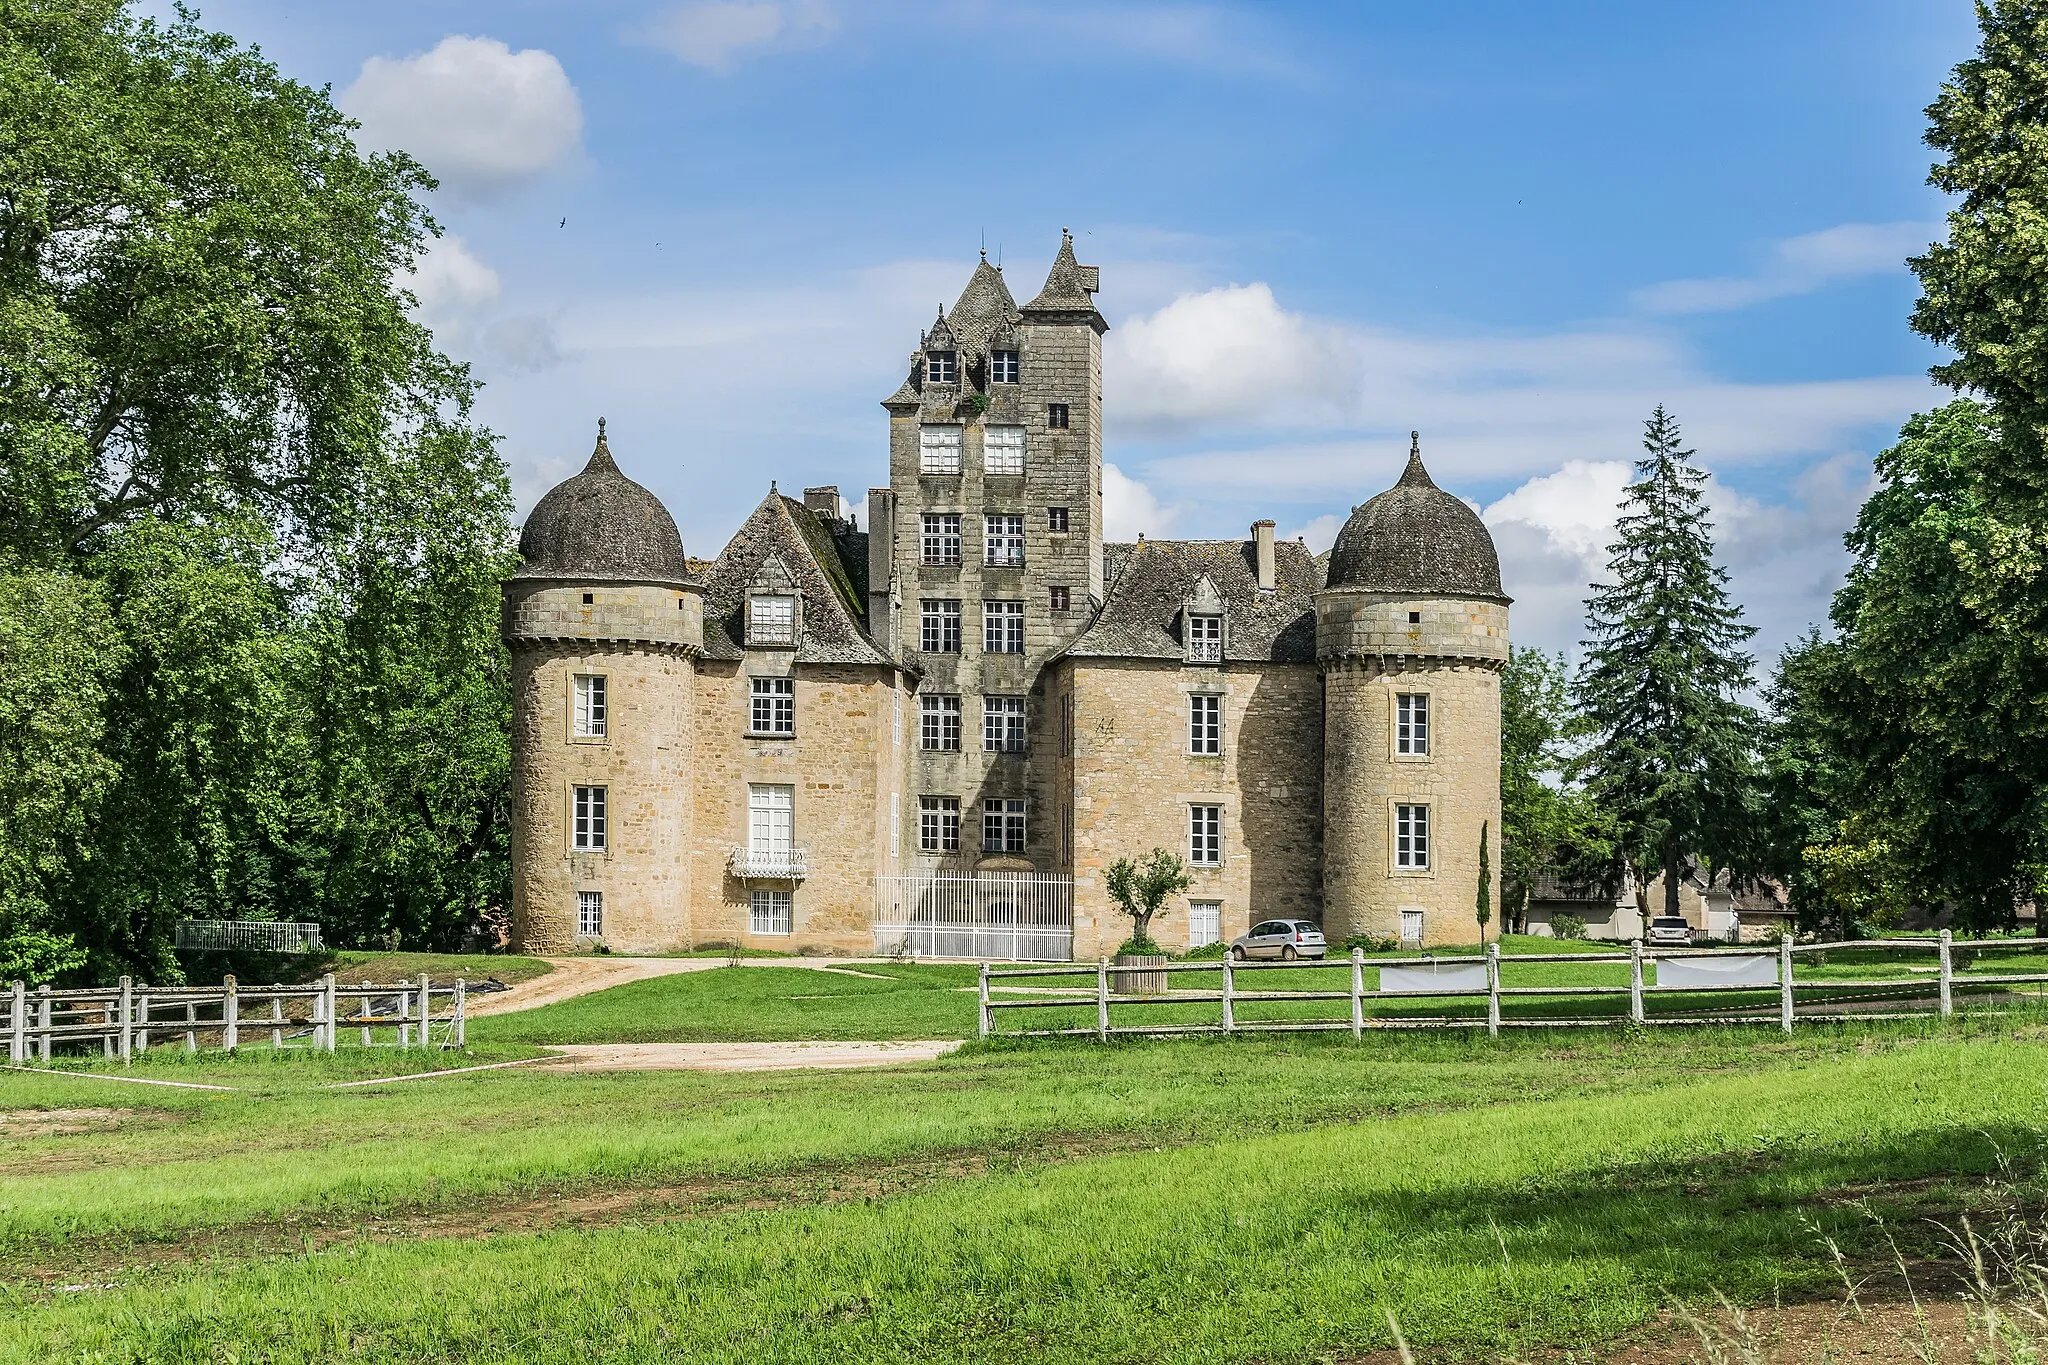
874;873;1073;962
3;973;468;1064
980;932;2048;1040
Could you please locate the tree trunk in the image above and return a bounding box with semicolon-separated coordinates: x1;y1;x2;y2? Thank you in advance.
1663;844;1682;922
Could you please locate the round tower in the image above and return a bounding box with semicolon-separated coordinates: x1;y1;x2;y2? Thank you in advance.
503;420;702;953
1317;434;1510;949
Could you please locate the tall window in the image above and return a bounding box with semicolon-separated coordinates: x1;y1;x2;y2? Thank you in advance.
920;513;962;565
983;696;1026;753
918;796;961;853
984;426;1025;476
1047;403;1070;429
749;595;795;646
748;784;794;856
750;677;795;735
984;514;1025;567
572;785;607;851
920;599;962;652
1189;693;1221;755
1047;506;1070;533
577;890;603;938
982;798;1027;853
1396;693;1430;755
919;424;962;474
1187;614;1223;663
990;349;1020;384
1188;899;1222;948
984;600;1025;653
1395;803;1430;870
572;674;607;738
1189;804;1221;866
919;694;962;751
926;350;957;384
750;889;792;935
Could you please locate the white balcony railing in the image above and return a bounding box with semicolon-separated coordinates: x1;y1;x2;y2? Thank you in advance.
728;847;808;881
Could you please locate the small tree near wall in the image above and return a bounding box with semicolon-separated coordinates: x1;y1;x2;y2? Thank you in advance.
1476;821;1492;942
1105;849;1191;954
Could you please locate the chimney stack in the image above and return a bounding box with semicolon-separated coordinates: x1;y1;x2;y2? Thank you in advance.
1252;520;1276;591
803;486;843;522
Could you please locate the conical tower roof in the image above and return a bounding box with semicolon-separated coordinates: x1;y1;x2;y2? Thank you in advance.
945;253;1020;357
515;420;692;583
1023;229;1105;328
1324;433;1506;599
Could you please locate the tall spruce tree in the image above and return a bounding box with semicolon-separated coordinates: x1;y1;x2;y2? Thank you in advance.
1576;407;1760;921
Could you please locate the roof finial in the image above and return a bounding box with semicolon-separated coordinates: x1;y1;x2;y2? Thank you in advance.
1398;431;1435;489
1410;430;1419;457
770;479;778;494
586;416;617;471
599;416;607;438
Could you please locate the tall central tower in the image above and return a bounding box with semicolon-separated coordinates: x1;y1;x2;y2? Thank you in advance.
873;234;1105;875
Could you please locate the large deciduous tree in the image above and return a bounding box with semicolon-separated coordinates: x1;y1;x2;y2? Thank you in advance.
1576;407;1760;922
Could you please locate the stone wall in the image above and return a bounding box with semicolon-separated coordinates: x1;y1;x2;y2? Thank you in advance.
1063;658;1324;957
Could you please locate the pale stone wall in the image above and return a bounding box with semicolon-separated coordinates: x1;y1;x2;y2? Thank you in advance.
1063;658;1323;958
688;660;905;954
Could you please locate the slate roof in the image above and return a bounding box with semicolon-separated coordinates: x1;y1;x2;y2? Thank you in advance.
514;422;693;584
946;257;1020;359
1325;436;1507;600
1063;538;1320;664
1023;230;1105;325
697;490;894;667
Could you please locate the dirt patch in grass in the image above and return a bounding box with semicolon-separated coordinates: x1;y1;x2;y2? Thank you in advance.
0;1108;139;1137
1;1129;1156;1286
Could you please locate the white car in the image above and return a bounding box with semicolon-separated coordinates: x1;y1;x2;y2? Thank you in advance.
1646;916;1694;946
1229;919;1328;961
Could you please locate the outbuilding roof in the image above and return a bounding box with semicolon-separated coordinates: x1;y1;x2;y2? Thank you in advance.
697;489;894;667
1063;537;1320;664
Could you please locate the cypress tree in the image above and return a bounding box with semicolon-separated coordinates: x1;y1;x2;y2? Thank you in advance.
1576;407;1760;922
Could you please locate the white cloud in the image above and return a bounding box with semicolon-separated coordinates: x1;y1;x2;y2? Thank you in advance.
640;1;837;70
1631;221;1939;315
406;237;562;375
1103;463;1179;542
341;36;583;196
1108;283;1356;431
1283;512;1344;555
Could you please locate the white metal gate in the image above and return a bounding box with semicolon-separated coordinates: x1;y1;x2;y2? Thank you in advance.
873;874;1073;962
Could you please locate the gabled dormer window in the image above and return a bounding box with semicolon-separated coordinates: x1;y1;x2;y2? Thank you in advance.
1183;573;1226;664
991;350;1019;384
927;350;957;384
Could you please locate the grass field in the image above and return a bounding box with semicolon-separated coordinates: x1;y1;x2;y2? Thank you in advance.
5;956;2047;1362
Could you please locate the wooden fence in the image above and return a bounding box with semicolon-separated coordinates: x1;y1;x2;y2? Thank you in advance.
979;932;2048;1040
3;974;468;1064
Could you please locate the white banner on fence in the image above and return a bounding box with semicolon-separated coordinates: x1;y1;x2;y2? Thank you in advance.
1655;954;1777;988
1379;963;1489;995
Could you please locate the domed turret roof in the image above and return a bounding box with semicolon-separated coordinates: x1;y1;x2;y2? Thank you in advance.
1325;434;1506;599
515;421;691;583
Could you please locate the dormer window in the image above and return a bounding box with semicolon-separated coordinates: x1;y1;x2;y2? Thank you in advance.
749;594;796;646
991;350;1019;384
1187;614;1223;663
926;350;957;384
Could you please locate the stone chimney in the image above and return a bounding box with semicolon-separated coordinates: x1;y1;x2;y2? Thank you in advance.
1252;519;1276;591
866;488;895;652
803;486;842;522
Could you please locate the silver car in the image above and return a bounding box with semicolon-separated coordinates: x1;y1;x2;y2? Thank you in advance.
1230;919;1328;961
1646;915;1694;946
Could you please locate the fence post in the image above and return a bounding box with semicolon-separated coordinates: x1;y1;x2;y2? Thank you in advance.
118;976;133;1063
453;979;467;1047
7;981;23;1063
977;962;990;1040
270;995;284;1049
37;985;52;1063
1222;953;1236;1033
1096;957;1109;1043
360;986;372;1048
1350;947;1364;1040
321;974;338;1052
1938;929;1954;1018
1485;944;1501;1039
136;993;150;1054
1778;935;1795;1035
223;974;239;1051
183;998;196;1052
419;973;432;1049
1629;942;1645;1024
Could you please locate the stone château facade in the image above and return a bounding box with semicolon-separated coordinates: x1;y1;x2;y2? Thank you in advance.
504;234;1510;959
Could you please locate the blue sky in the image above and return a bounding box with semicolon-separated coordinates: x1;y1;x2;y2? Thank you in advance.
175;0;1975;660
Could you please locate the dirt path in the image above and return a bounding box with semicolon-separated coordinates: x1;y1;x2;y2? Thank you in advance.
463;955;902;1018
536;1041;962;1072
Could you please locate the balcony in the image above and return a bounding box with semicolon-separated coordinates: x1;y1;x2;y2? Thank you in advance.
728;846;808;881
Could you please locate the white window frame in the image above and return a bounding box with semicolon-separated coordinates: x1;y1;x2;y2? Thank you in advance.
983;599;1025;654
1187;613;1223;663
1188;899;1222;948
1189;693;1221;756
982;798;1027;854
749;676;795;736
990;349;1020;384
919;693;962;751
983;513;1025;567
577;889;603;938
920;599;962;652
921;512;962;565
1395;802;1430;870
919;424;962;474
919;795;961;853
982;696;1026;753
750;888;793;935
926;350;957;384
749;594;796;646
748;784;795;857
1189;804;1221;866
572;674;607;738
1396;692;1430;756
984;426;1026;476
572;784;607;852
